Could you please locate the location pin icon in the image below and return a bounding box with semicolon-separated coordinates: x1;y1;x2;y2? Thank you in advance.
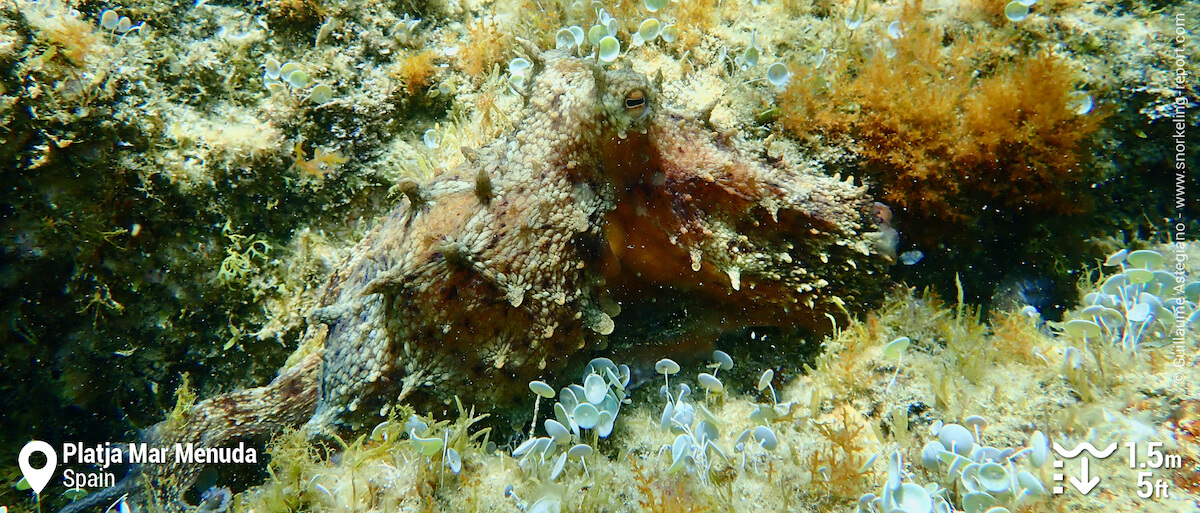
19;441;57;495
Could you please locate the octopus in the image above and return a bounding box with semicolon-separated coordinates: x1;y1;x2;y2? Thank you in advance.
64;41;886;512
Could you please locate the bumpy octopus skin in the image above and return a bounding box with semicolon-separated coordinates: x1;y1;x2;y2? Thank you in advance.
65;45;884;512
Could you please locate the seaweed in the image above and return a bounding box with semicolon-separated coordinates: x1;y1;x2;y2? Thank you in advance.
629;453;711;513
806;404;877;499
391;50;438;98
779;1;1105;251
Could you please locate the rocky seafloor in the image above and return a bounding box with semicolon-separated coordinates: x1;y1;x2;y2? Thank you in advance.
0;0;1197;510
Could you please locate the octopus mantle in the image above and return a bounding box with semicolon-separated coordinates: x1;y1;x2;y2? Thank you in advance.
66;45;885;512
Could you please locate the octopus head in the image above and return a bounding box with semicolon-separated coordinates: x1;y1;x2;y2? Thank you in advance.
595;66;657;139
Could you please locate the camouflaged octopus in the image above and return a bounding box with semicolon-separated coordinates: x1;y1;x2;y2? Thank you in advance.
67;42;886;512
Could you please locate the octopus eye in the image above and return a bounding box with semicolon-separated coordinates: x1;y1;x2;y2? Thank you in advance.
625;90;646;110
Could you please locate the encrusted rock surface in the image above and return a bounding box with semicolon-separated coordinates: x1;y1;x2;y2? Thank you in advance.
65;44;886;512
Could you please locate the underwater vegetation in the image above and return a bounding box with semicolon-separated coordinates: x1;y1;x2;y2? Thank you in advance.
99;243;1191;513
780;1;1106;246
774;0;1197;307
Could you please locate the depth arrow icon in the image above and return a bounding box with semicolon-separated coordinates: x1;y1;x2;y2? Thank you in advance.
1069;457;1100;494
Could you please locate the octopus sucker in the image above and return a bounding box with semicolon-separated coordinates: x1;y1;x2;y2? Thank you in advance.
65;47;886;513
